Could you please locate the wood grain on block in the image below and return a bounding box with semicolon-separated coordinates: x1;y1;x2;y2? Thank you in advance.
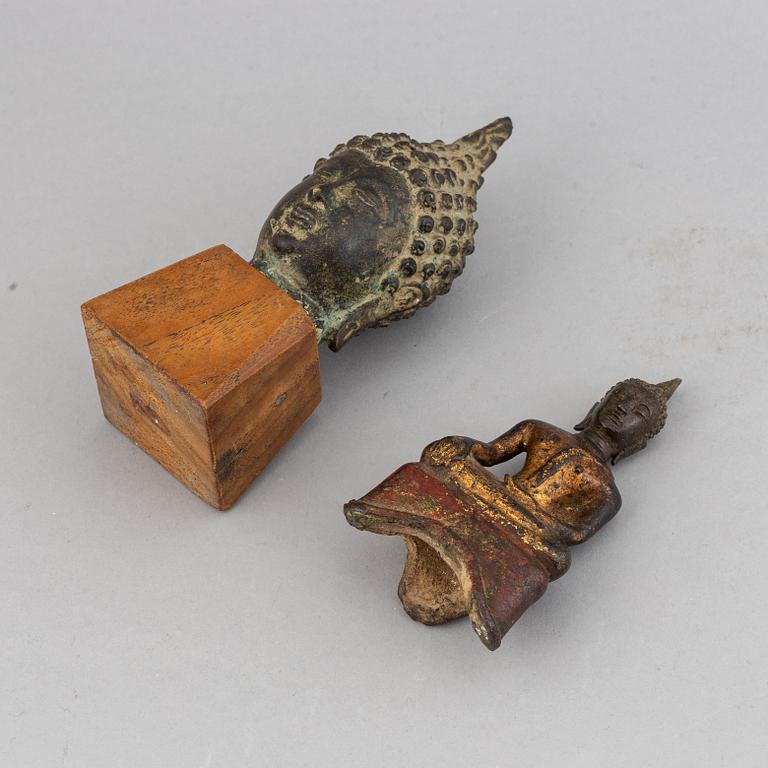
81;244;322;509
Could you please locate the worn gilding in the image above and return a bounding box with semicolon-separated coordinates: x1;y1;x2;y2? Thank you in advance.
345;378;681;650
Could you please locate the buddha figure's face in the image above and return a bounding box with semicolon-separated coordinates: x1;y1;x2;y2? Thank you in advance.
591;382;663;452
254;150;411;322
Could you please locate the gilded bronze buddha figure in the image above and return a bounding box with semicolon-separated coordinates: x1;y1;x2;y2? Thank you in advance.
345;378;681;650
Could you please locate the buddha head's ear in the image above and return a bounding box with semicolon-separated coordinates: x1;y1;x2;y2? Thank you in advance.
574;401;600;431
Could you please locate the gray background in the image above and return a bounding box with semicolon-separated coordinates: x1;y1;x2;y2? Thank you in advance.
2;1;767;766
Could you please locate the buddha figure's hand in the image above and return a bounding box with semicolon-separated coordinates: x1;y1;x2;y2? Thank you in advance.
471;441;499;465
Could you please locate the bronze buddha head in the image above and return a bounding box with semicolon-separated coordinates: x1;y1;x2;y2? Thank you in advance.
252;117;513;350
575;377;681;463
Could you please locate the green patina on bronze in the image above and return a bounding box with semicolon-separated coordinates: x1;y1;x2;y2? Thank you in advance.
252;117;512;350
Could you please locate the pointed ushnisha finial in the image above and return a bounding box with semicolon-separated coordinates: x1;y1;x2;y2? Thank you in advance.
446;116;514;180
655;378;682;401
252;117;513;350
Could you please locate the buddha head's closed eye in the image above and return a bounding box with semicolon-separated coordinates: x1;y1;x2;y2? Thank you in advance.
575;378;681;463
252;117;513;350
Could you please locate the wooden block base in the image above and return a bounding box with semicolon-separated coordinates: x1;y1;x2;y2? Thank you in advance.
82;244;322;509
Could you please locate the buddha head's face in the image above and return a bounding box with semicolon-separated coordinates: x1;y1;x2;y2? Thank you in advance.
575;378;680;462
595;381;663;448
254;150;411;329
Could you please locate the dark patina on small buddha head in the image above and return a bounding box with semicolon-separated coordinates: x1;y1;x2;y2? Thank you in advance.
575;377;681;463
252;117;512;350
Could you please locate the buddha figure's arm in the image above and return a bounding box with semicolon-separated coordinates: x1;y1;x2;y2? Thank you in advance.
472;421;534;466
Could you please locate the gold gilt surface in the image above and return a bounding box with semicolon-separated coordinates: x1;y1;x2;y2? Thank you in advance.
421;437;571;577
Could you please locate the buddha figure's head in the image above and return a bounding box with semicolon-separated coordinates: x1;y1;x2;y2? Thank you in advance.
575;378;681;463
252;117;513;350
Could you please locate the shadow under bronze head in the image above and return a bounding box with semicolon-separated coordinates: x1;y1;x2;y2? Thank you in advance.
252;117;513;350
575;377;682;463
